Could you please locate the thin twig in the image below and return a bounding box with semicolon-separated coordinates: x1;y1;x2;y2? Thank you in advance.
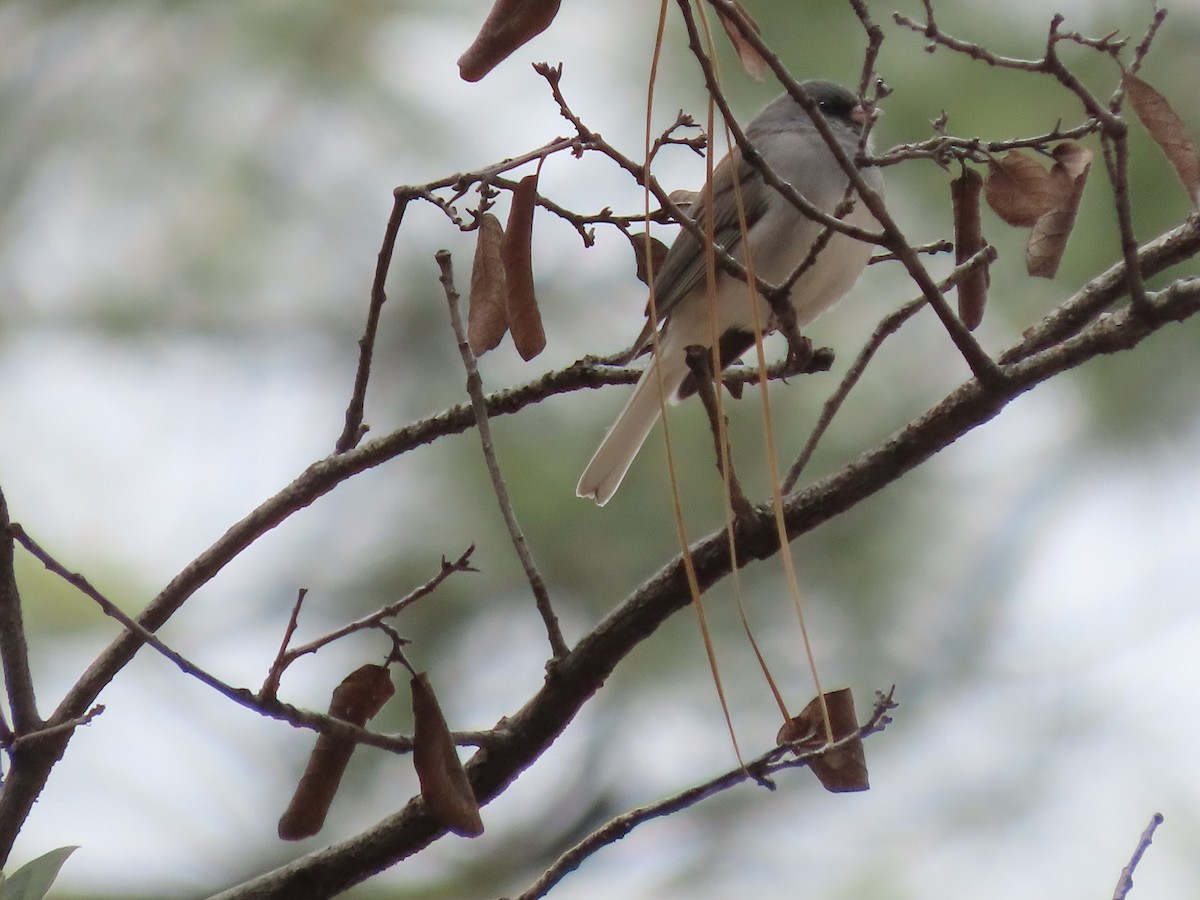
893;3;1170;320
0;492;41;735
7;706;105;753
261;588;309;701
512;689;896;900
436;250;569;660
337;190;414;453
9;524;424;756
783;244;997;492
271;547;477;677
1112;812;1164;900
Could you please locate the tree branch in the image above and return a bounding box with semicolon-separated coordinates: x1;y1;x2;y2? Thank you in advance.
436;249;569;659
204;274;1200;900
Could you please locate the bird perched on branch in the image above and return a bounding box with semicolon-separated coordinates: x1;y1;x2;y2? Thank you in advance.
577;80;884;505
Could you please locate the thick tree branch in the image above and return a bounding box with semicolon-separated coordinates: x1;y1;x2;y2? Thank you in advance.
205;274;1200;900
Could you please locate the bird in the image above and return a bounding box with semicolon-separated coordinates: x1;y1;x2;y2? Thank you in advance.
576;80;884;506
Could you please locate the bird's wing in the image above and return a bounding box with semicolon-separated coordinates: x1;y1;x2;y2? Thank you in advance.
630;148;774;352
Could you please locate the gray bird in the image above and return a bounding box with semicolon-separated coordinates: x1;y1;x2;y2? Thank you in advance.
577;80;883;506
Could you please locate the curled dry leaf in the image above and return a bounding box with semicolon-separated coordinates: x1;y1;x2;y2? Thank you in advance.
457;0;562;83
776;687;868;793
1027;142;1093;279
467;213;508;354
1125;75;1200;207
984;150;1059;227
951;167;989;330
716;0;767;80
411;672;484;837
629;232;669;287
278;664;396;841
501;174;546;361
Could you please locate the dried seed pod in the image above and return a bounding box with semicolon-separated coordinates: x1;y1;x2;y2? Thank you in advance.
278;665;395;841
467;213;508;354
777;688;869;793
1126;75;1200;206
457;0;562;83
951;167;989;329
411;672;484;837
501;174;546;361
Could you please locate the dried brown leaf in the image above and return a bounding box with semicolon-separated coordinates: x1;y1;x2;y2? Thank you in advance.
984;150;1060;227
776;687;868;793
457;0;562;83
278;665;396;841
1126;75;1200;206
467;213;508;354
716;1;767;80
501;174;546;361
629;232;669;286
1027;142;1093;279
951;167;989;330
412;672;484;837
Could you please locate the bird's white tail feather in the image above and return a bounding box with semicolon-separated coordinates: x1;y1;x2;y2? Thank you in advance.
576;348;691;506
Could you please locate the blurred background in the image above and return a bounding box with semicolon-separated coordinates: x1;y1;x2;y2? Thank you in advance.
2;0;1199;897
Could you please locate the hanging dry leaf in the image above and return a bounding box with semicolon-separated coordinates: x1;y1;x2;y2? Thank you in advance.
951;167;989;330
501;174;546;361
457;0;562;83
278;664;396;841
984;150;1060;227
468;213;508;354
716;1;767;80
411;672;484;837
629;232;669;286
1125;75;1200;206
776;687;868;793
1027;142;1093;279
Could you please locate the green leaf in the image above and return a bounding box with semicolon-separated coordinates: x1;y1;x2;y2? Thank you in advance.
0;847;78;900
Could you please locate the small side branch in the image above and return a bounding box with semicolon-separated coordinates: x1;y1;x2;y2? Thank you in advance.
436;250;569;660
337;190;416;453
783;244;997;491
10;525;421;756
1112;812;1164;900
0;491;41;735
260;547;477;699
514;690;896;900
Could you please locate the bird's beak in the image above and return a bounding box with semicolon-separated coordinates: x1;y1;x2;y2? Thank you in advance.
851;104;877;125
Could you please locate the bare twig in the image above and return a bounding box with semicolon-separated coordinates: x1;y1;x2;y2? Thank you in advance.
261;588;310;702
9;525;422;756
436;250;569;659
336;190;414;453
1112;812;1164;900
262;548;477;697
873;121;1100;168
783;244;998;492
511;689;896;900
893;3;1170;319
7;706;105;753
0;491;40;736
